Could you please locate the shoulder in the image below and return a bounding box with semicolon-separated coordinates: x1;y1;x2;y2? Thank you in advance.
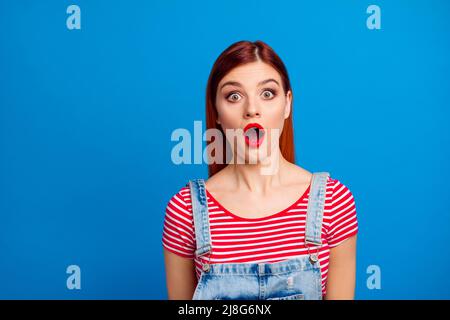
283;165;336;191
323;175;358;227
162;183;197;258
323;175;359;246
165;183;193;217
323;174;357;218
327;175;355;204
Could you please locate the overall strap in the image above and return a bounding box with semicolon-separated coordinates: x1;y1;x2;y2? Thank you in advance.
305;172;330;246
188;179;212;258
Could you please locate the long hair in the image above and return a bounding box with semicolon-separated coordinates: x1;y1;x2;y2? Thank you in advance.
206;40;295;177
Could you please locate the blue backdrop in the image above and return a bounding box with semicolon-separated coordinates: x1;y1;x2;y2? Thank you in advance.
1;0;449;299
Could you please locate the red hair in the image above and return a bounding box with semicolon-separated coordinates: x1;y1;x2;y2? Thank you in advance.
206;40;295;177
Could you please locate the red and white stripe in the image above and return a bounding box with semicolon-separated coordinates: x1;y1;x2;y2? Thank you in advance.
162;176;358;297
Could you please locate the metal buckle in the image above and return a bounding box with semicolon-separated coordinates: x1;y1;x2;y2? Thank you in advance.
304;239;322;247
202;249;212;272
305;239;322;264
196;244;212;272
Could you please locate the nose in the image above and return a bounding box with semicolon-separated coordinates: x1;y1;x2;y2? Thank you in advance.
244;100;261;119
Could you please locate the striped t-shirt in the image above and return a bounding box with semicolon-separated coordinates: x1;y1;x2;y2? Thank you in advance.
162;175;358;297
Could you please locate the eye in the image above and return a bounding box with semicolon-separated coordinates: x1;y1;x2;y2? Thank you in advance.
226;92;242;102
261;89;276;99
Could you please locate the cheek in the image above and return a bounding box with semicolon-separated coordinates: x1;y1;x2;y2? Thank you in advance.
263;102;287;125
216;103;242;127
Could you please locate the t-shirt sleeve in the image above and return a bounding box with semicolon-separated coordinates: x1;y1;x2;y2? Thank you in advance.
162;186;195;258
326;179;359;248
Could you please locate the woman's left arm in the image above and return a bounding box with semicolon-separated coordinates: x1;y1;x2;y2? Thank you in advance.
324;235;357;300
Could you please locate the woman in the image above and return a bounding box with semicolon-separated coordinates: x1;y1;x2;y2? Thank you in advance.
162;40;358;300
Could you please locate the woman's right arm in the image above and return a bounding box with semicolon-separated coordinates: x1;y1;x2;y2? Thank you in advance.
162;187;197;299
163;248;197;299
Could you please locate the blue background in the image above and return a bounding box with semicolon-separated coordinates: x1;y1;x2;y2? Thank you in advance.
1;0;449;299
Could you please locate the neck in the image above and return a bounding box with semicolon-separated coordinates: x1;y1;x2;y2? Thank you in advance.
225;152;291;195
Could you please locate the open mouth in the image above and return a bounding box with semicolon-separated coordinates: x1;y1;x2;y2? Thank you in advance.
244;123;265;148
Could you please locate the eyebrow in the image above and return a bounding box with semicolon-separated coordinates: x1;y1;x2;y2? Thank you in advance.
219;78;280;91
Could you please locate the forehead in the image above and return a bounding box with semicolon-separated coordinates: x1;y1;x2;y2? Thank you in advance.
218;62;281;87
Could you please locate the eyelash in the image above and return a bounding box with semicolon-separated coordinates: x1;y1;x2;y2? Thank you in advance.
225;88;277;102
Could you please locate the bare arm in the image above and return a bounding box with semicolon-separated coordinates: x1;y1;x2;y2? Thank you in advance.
324;235;357;300
163;248;197;300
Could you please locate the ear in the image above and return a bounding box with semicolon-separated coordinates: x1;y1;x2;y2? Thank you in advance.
216;118;221;125
283;90;292;119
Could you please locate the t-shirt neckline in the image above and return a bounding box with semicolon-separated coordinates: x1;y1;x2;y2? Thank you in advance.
204;184;311;221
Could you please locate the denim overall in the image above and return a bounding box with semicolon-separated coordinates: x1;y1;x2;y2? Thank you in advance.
188;172;329;300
